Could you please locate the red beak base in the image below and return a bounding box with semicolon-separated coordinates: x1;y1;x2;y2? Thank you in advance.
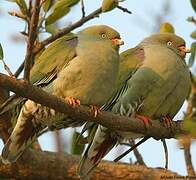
178;46;191;53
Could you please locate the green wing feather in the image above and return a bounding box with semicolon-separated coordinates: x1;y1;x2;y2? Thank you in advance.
0;34;78;117
30;34;78;86
102;47;145;112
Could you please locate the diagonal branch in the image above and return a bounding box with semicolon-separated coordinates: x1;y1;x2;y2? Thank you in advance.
34;7;102;54
117;5;132;14
14;7;102;77
14;61;25;78
23;0;41;81
129;139;146;166
0;73;189;140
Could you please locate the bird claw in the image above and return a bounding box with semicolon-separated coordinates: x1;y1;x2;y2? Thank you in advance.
65;97;80;107
90;105;101;117
134;114;152;128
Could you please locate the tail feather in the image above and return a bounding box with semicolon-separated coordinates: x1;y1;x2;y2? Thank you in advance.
1;101;44;164
78;126;117;179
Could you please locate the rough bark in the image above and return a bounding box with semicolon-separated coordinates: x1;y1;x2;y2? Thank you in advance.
0;150;182;180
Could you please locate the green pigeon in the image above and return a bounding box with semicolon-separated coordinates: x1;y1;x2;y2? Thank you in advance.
1;25;124;164
78;33;191;179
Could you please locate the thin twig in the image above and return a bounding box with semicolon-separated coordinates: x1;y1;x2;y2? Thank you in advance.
8;11;28;21
1;60;14;78
34;7;102;54
0;94;19;115
14;61;24;78
54;131;63;153
28;0;33;32
117;5;132;14
80;0;85;18
182;80;196;176
161;139;168;169
29;0;33;16
23;0;41;81
114;137;149;162
129;140;146;166
183;140;196;176
33;4;132;54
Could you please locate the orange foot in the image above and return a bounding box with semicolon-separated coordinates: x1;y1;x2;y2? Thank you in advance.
161;116;173;128
90;105;101;118
135;114;152;128
65;97;80;107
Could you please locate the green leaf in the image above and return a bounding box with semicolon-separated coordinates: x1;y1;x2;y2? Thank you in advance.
184;120;196;136
45;8;70;25
102;0;118;12
190;0;196;12
45;24;60;35
159;22;175;33
191;30;196;39
188;42;196;67
70;130;85;155
43;0;54;12
0;43;4;60
53;0;79;9
45;0;79;25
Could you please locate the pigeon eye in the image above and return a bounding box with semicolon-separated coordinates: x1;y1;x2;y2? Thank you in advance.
167;41;172;46
101;34;107;38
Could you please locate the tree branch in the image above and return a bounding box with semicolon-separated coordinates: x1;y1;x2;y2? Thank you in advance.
0;73;189;140
129;140;146;166
0;149;183;180
14;61;24;78
34;7;102;54
183;140;196;176
23;0;41;81
182;79;196;176
13;7;102;77
8;11;28;21
117;5;132;14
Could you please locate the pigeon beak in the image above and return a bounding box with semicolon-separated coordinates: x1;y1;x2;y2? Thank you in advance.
178;45;191;54
112;38;124;46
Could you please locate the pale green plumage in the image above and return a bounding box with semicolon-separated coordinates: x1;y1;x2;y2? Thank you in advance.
113;33;190;118
30;33;76;85
53;32;120;105
1;25;122;164
78;33;191;179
